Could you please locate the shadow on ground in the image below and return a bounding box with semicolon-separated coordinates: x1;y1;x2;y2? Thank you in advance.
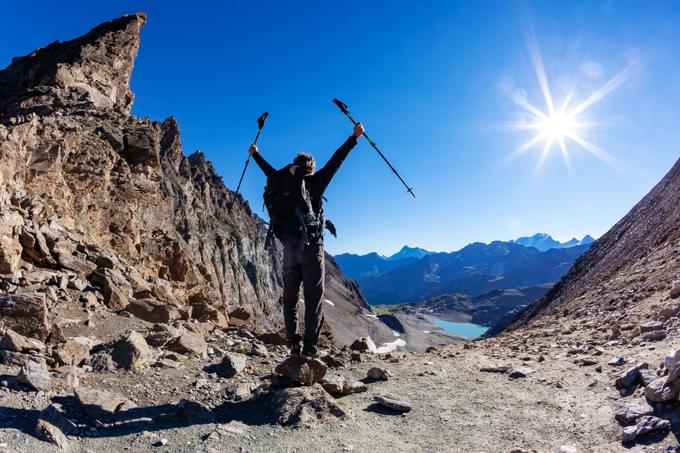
0;390;279;441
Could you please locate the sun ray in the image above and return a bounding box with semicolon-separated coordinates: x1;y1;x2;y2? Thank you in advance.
504;36;631;171
568;63;635;118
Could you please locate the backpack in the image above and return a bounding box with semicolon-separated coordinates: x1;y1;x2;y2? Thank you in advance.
263;164;321;248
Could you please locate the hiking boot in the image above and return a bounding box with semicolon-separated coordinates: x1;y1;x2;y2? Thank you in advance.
289;343;302;357
301;344;318;359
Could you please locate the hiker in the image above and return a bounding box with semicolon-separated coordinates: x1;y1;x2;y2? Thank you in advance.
249;122;365;358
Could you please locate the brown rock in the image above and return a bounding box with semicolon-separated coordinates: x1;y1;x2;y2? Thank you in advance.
145;324;183;347
55;337;92;366
35;419;68;450
274;356;327;386
350;336;376;353
0;235;22;273
257;330;288;346
110;331;153;369
0;293;49;340
366;367;389;382
167;329;207;356
125;298;182;324
191;303;228;327
0;329;45;353
103;280;129;310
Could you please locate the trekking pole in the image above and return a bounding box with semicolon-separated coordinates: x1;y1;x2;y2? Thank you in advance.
233;112;269;202
332;98;415;198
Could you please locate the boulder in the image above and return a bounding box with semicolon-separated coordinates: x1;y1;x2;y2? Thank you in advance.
639;321;664;333
75;388;136;418
145;324;183;348
644;377;678;403
320;374;347;396
125;298;182;324
671;282;680;299
35;419;68;450
350;336;377;353
103;281;129;310
222;352;247;377
274;356;327;386
622;415;671;443
55;337;92;366
228;307;251;326
271;383;346;427
257;330;288;346
374;394;412;412
110;331;153;369
641;330;666;342
0;235;22;273
615;398;655;426
191;303;228;327
0;293;49;340
17;360;51;391
616;363;648;389
0;329;45;353
167;330;207;356
366;367;389;382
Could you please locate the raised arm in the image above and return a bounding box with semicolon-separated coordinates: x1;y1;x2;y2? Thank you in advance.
249;144;276;178
314;123;364;191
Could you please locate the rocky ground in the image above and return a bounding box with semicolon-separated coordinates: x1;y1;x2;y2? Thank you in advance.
2;284;680;452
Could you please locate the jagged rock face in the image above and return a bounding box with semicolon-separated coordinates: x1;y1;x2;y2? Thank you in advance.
0;12;385;344
492;158;680;336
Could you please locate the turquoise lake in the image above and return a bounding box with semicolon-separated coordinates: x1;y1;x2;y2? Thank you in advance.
433;319;488;338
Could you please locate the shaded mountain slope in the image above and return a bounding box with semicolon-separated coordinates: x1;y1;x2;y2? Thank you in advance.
490;158;680;336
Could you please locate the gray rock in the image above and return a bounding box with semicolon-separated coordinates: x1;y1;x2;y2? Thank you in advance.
55;337;92;366
17;360;51;391
640;321;664;333
250;342;269;357
622;415;671;443
644;377;678;403
374;393;412;412
616;363;648;389
222;352;247;378
639;368;658;387
509;367;534;379
608;357;625;366
641;330;666;342
272;383;345;427
321;374;347;396
615;398;655;426
274;356;327;386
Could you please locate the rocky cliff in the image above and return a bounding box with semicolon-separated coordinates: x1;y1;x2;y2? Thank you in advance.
0;12;392;346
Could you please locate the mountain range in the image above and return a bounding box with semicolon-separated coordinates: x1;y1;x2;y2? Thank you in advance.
511;233;594;252
335;234;593;306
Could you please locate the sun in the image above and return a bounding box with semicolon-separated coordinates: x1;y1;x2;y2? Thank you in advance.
505;34;634;170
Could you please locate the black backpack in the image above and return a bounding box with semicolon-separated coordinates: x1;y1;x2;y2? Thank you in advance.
263;164;318;248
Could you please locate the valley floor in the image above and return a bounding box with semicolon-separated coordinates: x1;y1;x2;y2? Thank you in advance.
3;327;679;452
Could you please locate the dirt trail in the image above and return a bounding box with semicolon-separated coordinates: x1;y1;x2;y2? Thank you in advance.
3;331;676;453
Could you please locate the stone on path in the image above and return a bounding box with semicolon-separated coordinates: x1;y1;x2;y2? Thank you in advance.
366;367;389;382
644;377;678;403
615;363;648;389
508;367;534;379
17;360;51;391
111;331;153;370
374;393;412;413
75;388;136;418
350;336;377;353
274;356;327;386
222;352;247;378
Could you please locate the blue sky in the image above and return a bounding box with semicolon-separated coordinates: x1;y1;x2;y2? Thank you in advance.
2;1;679;255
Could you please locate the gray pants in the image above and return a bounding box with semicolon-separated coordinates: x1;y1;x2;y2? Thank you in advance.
281;236;325;348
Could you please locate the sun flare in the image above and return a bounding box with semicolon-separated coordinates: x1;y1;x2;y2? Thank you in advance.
505;35;634;170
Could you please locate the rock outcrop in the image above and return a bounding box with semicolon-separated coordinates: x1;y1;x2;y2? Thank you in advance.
0;12;391;346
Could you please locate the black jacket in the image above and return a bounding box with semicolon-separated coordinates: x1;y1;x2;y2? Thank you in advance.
253;136;358;237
